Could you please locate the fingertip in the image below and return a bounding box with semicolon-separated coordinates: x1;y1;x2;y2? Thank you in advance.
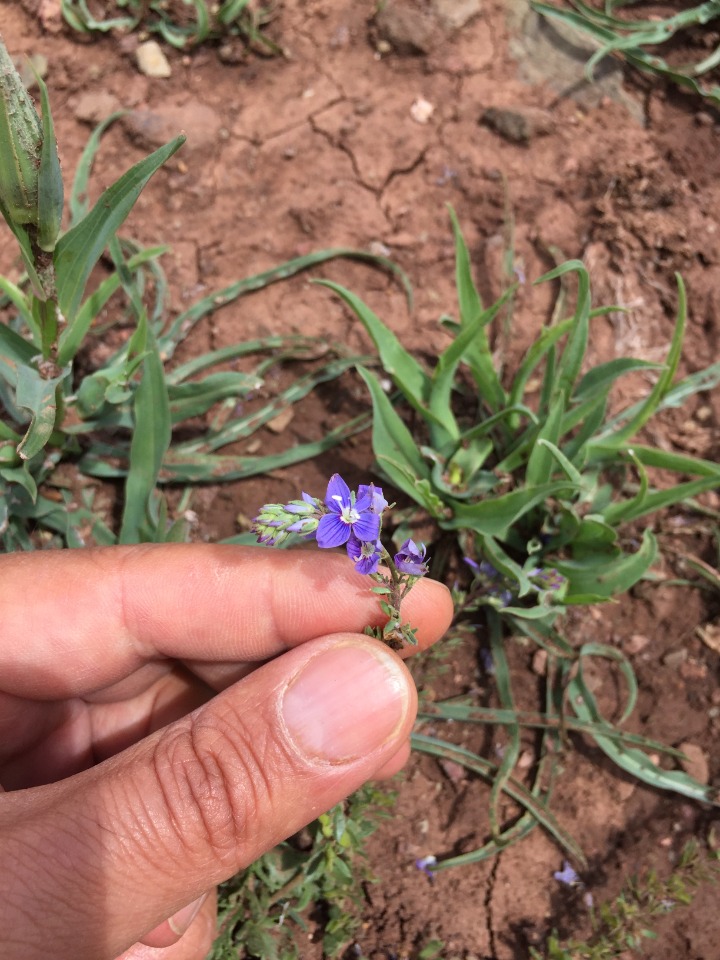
373;739;412;779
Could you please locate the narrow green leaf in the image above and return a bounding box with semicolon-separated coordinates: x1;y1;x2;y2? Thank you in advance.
537;260;591;399
167;372;260;423
603;274;687;445
35;72;64;252
578;642;638;725
446;482;578;538
526;396;565;486
54;136;185;321
535;439;583;485
0;275;39;344
357;366;429;481
118;327;171;543
160;249;412;361
315;280;444;428
604;477;720;525
69;110;126;226
447;205;506;411
80;413;371;483
590;441;720;479
412;734;586;866
508;316;574;409
568;671;719;806
57;245;166;365
574;357;665;400
488;612;521;842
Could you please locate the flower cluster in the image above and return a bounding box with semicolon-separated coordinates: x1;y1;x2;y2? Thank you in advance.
463;557;567;610
253;473;429;648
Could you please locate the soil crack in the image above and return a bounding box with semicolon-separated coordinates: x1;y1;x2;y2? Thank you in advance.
485;852;501;960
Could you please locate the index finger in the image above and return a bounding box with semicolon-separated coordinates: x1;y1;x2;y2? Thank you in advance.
0;544;453;698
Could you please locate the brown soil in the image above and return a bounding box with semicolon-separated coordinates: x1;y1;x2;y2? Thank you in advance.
2;2;720;958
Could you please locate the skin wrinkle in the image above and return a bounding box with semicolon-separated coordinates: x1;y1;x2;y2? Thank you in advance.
149;717;255;871
8;803;106;951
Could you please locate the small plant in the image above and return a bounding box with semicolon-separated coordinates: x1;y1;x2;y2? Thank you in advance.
60;0;282;53
209;783;395;960
533;0;720;105
531;840;720;959
254;472;429;648
317;207;720;868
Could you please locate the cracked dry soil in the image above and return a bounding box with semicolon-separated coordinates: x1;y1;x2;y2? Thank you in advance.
2;1;720;958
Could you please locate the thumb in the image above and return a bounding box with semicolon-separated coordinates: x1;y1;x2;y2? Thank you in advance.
2;635;415;960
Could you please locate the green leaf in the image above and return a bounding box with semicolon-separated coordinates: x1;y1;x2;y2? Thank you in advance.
57;245;166;365
568;669;719;806
15;365;67;459
0;322;37;387
315;280;442;425
357;365;429;482
602;274;687;445
537;260;591;400
35;72;64;252
447;482;578;538
574;357;665;400
447;205;506;412
0;275;39;344
0;463;37;502
69;110;126;226
578;642;638;725
534;439;583;486
526;397;565;486
555;528;657;601
54;136;185;322
508;315;574;409
604;476;720;525
118;326;171;543
167;372;261;423
80;413;371;483
412;733;586;867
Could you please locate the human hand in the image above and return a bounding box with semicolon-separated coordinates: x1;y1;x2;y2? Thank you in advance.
0;544;452;960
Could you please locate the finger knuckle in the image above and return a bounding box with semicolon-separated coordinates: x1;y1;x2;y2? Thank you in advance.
149;712;277;868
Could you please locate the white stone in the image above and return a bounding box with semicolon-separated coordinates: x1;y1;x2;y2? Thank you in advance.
136;41;171;79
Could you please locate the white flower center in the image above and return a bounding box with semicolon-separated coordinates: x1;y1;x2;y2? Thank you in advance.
341;505;360;525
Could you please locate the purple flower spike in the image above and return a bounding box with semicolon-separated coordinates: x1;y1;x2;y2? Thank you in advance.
347;535;383;575
316;474;380;549
394;539;428;577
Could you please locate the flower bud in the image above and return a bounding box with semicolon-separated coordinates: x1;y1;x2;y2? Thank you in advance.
0;36;63;252
0;38;42;230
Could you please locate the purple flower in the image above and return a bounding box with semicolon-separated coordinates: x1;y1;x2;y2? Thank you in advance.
316;474;380;549
347;535;383;575
464;557;499;579
394;539;428;577
553;861;580;886
357;483;388;515
415;855;437;879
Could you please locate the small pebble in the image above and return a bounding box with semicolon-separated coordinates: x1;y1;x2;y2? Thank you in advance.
136;40;172;79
